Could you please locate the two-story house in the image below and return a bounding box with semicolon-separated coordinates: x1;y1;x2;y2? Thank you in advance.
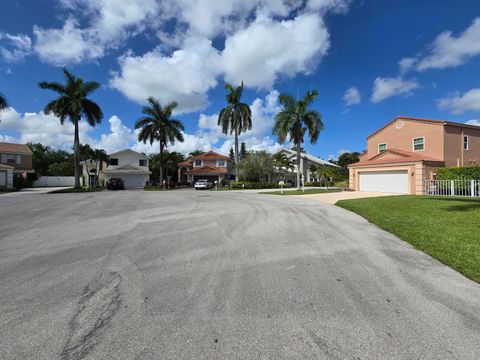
102;149;151;189
349;116;480;194
0;142;34;190
177;151;233;184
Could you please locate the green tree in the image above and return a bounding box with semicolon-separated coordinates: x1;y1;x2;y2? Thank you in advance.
27;142;72;176
337;151;360;168
93;148;109;185
0;92;8;111
238;151;274;182
239;142;248;160
135;97;184;183
273;90;323;190
39;69;103;189
79;144;94;187
149;151;185;184
229;147;235;162
189;150;203;157
217;82;252;181
315;165;340;189
272;152;294;180
48;161;75;176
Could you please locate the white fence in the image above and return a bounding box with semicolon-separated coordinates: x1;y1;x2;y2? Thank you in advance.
425;179;480;197
33;176;75;187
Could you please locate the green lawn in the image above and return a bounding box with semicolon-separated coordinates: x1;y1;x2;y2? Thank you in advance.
262;189;341;195
337;196;480;283
49;186;106;193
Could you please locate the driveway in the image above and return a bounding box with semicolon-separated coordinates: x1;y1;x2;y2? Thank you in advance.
0;191;479;359
299;190;402;204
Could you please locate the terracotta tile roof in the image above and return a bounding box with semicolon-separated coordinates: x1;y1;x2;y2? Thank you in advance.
0;164;14;169
349;148;443;167
0;142;32;154
177;161;193;167
190;151;229;160
187;165;228;174
367;115;480;139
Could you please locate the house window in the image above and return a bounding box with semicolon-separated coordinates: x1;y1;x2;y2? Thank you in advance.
195;160;202;167
2;154;20;164
139;159;147;166
464;136;469;150
413;137;424;151
217;160;225;167
378;143;387;153
109;158;118;165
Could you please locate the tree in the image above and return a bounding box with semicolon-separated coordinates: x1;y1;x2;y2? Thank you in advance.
315;165;339;189
217;82;252;181
337;151;360;168
27;142;72;176
238;151;274;182
39;69;103;189
239;142;248;160
273;90;323;190
0;92;8;111
48;161;75;176
272;152;294;180
189;150;204;157
229;147;235;162
135;97;184;183
149;151;185;184
93;148;109;185
79;144;94;187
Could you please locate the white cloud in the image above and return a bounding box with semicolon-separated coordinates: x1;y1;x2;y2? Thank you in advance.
417;18;480;71
222;13;329;89
0;32;32;63
198;113;219;130
343;86;360;106
398;57;417;74
437;88;480;114
465;119;480;127
371;77;419;103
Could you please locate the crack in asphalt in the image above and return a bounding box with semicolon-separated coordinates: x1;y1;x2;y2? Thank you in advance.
60;272;122;360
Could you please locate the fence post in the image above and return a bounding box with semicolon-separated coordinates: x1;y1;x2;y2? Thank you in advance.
472;180;476;197
450;180;455;196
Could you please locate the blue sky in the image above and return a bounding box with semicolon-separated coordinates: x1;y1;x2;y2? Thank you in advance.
1;0;480;159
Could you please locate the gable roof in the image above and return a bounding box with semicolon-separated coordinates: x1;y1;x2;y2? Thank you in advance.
279;148;339;167
349;148;443;167
178;161;193;167
108;148;148;159
367;116;480;139
0;142;32;154
103;163;151;174
187;164;228;174
190;151;229;160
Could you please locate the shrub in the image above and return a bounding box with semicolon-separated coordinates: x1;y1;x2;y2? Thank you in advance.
230;181;292;189
436;166;480;180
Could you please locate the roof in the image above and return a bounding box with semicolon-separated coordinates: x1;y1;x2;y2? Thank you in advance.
0;142;32;154
279;148;340;167
103;164;151;174
190;151;229;161
349;148;444;167
108;148;148;159
178;161;193;167
0;164;14;169
187;165;228;174
367;116;480;139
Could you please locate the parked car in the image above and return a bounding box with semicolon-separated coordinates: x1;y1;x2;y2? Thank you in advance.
106;178;125;190
194;179;213;190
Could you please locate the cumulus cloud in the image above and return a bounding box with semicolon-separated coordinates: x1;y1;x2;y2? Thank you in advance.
0;32;32;63
465;119;480;127
437;88;480;114
371;77;419;103
343;86;361;106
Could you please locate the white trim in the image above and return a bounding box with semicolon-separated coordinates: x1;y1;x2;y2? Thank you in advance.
412;136;425;152
377;143;387;153
464;135;469;150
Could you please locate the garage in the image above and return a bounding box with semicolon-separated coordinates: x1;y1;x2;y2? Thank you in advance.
119;174;146;189
359;170;408;194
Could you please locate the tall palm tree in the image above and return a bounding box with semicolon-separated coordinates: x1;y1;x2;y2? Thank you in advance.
0;92;8;111
135;97;184;184
93;148;109;186
39;69;103;189
218;82;252;181
273;90;323;190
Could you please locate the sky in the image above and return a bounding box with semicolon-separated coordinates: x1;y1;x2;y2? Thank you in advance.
1;0;480;160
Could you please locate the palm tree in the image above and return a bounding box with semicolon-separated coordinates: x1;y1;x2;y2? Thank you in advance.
135;97;184;184
273;90;323;190
218;82;252;181
272;152;294;181
0;92;8;111
39;69;103;189
93;148;109;186
316;165;335;189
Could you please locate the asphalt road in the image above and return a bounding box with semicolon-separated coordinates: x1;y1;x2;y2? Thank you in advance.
1;190;479;359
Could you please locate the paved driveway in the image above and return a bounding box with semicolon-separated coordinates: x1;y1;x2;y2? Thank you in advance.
1;191;479;359
299;190;402;204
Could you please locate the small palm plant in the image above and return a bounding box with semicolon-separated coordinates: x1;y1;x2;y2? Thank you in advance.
93;149;109;186
273;90;323;190
135;97;184;184
218;82;252;181
316;165;337;189
39;69;103;189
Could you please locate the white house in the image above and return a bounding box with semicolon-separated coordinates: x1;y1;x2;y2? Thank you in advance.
102;149;151;189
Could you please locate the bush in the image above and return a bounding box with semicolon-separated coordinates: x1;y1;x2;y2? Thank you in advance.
436;166;480;180
230;181;292;189
304;181;322;187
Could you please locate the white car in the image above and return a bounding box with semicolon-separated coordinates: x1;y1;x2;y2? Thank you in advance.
194;179;213;190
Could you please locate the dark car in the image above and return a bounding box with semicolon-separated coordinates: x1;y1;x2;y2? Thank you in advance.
106;178;125;190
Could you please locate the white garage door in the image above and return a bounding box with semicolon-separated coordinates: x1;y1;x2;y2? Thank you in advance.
0;171;6;187
120;175;145;189
359;171;408;194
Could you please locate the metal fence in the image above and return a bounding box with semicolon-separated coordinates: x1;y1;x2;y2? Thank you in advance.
425;179;480;197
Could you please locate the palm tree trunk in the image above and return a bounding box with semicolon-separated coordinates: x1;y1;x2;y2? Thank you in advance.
159;142;164;186
296;143;301;190
234;129;239;181
73;121;81;189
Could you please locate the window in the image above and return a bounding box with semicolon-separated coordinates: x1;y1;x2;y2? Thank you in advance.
378;143;387;153
464;136;469;150
194;160;202;167
109;158;118;165
217;160;225;167
2;154;20;164
413;137;424;151
139;159;147;166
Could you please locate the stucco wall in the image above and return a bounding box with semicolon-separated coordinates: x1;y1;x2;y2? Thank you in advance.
461;126;480;166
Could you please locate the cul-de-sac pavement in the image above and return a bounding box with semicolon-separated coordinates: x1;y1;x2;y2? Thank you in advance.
1;190;479;360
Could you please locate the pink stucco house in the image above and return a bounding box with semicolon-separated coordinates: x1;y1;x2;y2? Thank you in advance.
349;116;480;194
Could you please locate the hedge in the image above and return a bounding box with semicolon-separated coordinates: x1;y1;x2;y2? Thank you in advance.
230;181;292;189
436;166;480;180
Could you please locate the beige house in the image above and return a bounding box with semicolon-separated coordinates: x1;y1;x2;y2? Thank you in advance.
349;116;480;194
0;142;34;190
178;151;233;184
